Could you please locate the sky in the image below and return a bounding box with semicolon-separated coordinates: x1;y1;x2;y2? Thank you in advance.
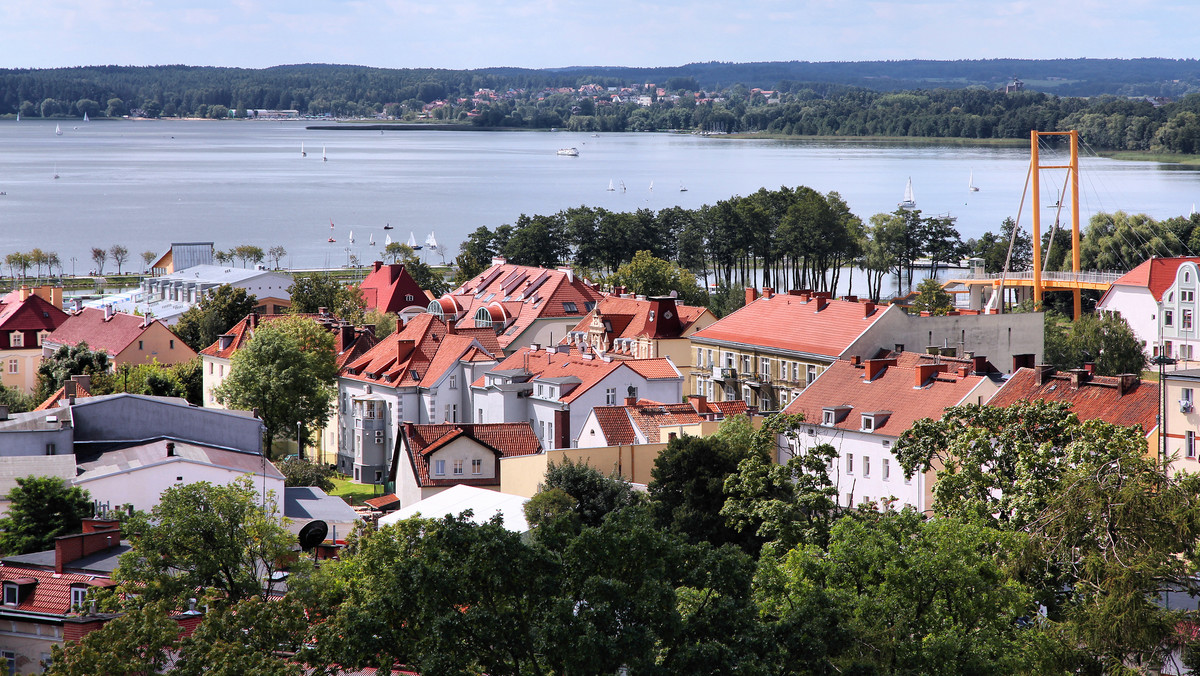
1;1;1197;71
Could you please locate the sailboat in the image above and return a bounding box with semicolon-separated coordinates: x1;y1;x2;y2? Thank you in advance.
348;230;355;245
968;171;979;192
14;112;18;122
327;220;336;243
301;143;306;157
384;234;393;247
607;179;615;192
898;177;916;210
649;181;654;191
620;180;626;193
53;163;59;180
425;231;439;251
407;232;422;251
369;234;376;246
55;124;62;136
322;146;327;162
83;112;89;123
383;222;394;230
680;182;688;192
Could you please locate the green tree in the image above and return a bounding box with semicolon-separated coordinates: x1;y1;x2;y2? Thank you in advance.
970;217;1032;273
650;434;757;548
104;97;125;118
232;245;265;268
172;284;258;352
607;250;707;306
267;245;287;268
1043;310;1146;375
36;342;110;401
215;315;337;458
109;244;129;275
0;477;92;555
172;596;308;676
278;457;335;491
287;273;366;323
0;384;37;413
140;250;156;272
538;457;641;528
115;478;294;604
90;247;107;275
910;277;953;314
5;252;30;279
47;601;182;676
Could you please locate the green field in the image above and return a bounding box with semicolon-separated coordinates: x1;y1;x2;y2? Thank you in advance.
329;476;382;506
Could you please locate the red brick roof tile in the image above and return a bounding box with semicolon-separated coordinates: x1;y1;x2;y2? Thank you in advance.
400;422;541;487
988;367;1158;434
590;407;638;445
476;347;680;404
0;567;113;616
1107;256;1200;302
46;308;166;355
691;294;890;357
564;296;710;343
341;315;499;387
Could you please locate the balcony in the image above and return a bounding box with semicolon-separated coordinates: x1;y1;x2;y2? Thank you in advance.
713;366;737;382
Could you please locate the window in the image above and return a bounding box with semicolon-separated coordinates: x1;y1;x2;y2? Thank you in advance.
36;330;49;346
1166;310;1175;326
537;384;544;397
472;458;482;474
883;458;890;481
477;408;483;423
547;421;554;444
1185;388;1195;404
806;364;817;386
822;410;834;426
138;340;144;350
861;414;874;432
449;375;457;390
863;456;870;477
562;302;578;313
453;459;464;475
761;358;771;377
1166;341;1175;358
605;387;616;405
7;359;16;374
846;453;854;474
71;586;88;610
170;339;175;349
8;332;22;348
1186;290;1196;302
3;583;16;606
1;650;13;676
1189;431;1196;459
405;294;414;302
780;360;787;378
434;460;446;476
209;362;214;374
1186;309;1194;330
1185;344;1195;361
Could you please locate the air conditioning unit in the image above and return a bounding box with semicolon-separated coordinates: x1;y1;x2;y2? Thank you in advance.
1181;400;1194;413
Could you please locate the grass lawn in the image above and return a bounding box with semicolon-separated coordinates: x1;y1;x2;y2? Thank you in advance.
329;476;382;506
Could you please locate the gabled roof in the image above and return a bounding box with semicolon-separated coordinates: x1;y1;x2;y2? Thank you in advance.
35;381;93;411
0;292;67;333
358;262;431;314
44;308;168;356
200;312;377;369
380;484;530;532
74;438;283;483
474;347;681;404
988;367;1158;434
436;261;605;349
400;422;541;487
783;354;987;435
690;293;889;358
590;399;705;445
0;567;114;616
564;295;711;345
1107;257;1200;301
341;314;498;387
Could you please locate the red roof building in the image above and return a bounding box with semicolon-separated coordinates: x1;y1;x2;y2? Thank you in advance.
689;289;899;411
0;286;69;393
358;261;431;314
429;258;605;355
42;305;195;369
393;422;541;506
1097;256;1200;361
782;353;1000;511
988;365;1157;436
577;398;705;447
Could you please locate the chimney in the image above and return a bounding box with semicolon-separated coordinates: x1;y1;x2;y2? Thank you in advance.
166;441;175;457
762;287;774;299
64;380;76;405
865;358;893;381
1083;362;1095;375
624;396;637;406
104;304;113;321
491;256;508;266
972;355;988;375
813;296;827;312
957;365;970;378
863;301;876;317
1118;373;1139;396
689;395;708;414
317;307;327;317
248;312;258;330
1035;364;1055;385
141;313;152;328
850;355;861;366
613;285;626;296
557;267;575;283
72;299;82;313
926;345;940;355
894;343;904;354
338;323;354;353
915;362;942;388
1068;368;1090;387
18;286;30;302
445;317;456;335
745;288;758;306
71;374;91;392
373;261;382;273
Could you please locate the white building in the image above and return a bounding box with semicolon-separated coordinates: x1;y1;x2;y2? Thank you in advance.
1097;256;1200;363
782;352;1000;511
393;422;541;507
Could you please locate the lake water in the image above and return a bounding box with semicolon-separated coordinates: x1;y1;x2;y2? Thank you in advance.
2;120;1199;273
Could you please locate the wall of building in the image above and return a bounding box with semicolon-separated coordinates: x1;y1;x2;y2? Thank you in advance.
847;310;1044;372
113;322;195;367
76;460;285;513
500;442;669;497
427;437;499;482
788;424;928;511
0;348;43;394
70;397;264;454
1098;286;1158;358
0;621;60;675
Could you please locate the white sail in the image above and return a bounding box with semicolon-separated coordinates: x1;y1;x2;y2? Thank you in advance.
898;177;916;209
369;234;376;246
968;171;979;192
649;180;654;191
348;229;355;244
55;124;62;136
407;232;418;247
426;232;439;250
607;179;614;191
385;234;393;246
301;142;306;157
322;145;327;162
83;112;89;122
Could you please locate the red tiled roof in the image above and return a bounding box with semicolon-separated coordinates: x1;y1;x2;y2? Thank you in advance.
476;347;680;404
45;308;161;355
712;400;749;417
35;382;93;411
341;315;498;387
0;293;68;337
1108;257;1200;301
625;400;703;442
987;367;1158;434
438;262;605;349
782;355;988;435
363;494;401;510
202;313;378;370
0;567;113;616
691;294;889;358
358;262;430;314
563;296;710;344
401;422;541;487
590;407;638;445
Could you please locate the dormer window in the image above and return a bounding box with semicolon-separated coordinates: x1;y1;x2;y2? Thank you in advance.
861;411;891;433
8;332;22;348
861;414;875;432
822;405;852;426
71;585;88;610
563;302;578;313
822;410;834;426
3;583;16;606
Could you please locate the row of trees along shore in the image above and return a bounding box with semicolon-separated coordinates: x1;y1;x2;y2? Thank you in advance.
37;403;1200;674
11;62;1200;152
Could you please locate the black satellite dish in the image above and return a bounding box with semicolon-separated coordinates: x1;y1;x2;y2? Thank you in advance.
298;520;328;552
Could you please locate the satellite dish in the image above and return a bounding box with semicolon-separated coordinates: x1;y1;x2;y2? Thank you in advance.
298;520;328;552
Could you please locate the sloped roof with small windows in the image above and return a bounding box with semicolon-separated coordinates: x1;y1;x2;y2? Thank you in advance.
0;292;68;336
988;367;1158;434
472;346;681;404
563;295;712;344
44;308;167;356
340;314;499;387
434;261;605;350
359;262;432;314
589;399;705;445
1105;256;1200;302
399;422;541;487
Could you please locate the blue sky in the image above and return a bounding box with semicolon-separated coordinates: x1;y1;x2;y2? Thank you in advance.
2;1;1196;70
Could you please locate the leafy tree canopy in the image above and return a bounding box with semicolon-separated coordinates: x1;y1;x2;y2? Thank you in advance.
36;342;109;401
172;284;258;352
0;477;92;555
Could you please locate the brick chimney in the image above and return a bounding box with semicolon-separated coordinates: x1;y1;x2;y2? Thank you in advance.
915;362;942;388
863;301;876;317
762;287;774;299
813;296;828;312
1117;373;1139;396
972;355;988;375
55;524;121;574
373;261;383;273
689;395;708;414
1084;362;1095;375
624;396;638;406
865;358;893;381
745;288;758;305
1035;364;1055;385
166;441;175;457
1068;368;1090;387
445;317;456;335
71;374;91;392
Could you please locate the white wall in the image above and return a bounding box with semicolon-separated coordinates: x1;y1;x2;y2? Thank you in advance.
76;460;285;513
1098;286;1158;357
787;424;926;511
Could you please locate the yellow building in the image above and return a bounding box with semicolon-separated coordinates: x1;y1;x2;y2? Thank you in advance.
0;286;67;393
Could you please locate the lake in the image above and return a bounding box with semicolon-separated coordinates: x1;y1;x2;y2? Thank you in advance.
1;120;1199;273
